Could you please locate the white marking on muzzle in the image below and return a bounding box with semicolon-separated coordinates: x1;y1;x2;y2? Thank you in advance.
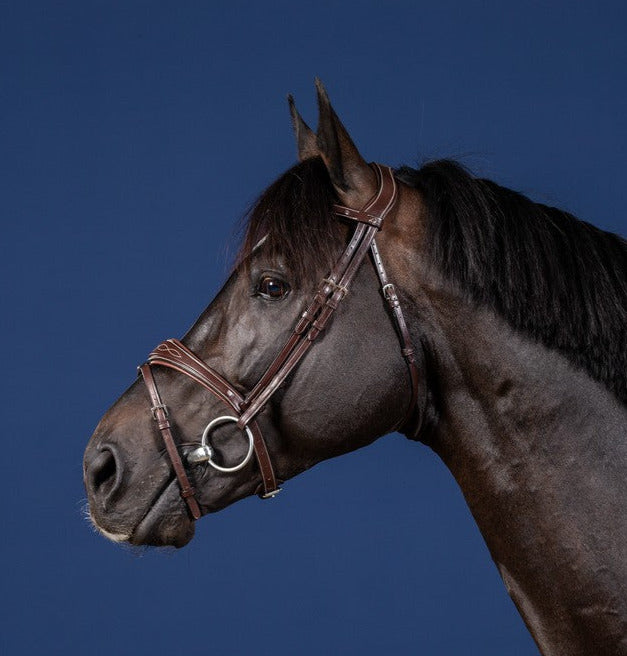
88;510;130;543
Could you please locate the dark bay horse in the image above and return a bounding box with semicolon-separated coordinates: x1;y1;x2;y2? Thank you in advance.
84;81;627;656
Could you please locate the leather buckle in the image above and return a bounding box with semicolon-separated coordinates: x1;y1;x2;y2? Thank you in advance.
382;283;396;300
150;403;168;420
323;278;348;300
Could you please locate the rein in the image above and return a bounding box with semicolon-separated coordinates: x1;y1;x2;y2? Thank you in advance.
139;164;419;519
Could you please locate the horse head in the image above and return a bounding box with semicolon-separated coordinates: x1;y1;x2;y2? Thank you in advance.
83;81;426;547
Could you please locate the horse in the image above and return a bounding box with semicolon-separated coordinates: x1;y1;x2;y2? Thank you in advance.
83;80;627;656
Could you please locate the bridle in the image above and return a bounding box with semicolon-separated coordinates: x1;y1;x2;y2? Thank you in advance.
139;164;419;520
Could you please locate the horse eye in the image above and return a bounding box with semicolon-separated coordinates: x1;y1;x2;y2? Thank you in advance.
257;276;290;300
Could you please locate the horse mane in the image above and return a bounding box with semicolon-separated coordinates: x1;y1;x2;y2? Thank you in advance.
238;157;627;404
398;160;627;404
238;158;342;284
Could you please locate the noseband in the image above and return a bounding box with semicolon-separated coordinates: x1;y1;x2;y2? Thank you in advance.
139;164;419;520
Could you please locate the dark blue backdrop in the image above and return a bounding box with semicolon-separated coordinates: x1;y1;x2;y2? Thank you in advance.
2;2;625;655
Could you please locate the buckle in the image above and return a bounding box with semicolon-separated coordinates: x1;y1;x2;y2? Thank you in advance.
382;283;396;300
323;278;348;299
150;403;168;420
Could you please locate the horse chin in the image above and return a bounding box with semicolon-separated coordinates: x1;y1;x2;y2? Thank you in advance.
128;478;196;548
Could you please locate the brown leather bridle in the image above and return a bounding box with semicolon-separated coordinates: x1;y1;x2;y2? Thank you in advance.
139;164;419;520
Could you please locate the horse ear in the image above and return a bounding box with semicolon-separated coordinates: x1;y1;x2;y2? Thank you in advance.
288;94;319;161
314;78;376;203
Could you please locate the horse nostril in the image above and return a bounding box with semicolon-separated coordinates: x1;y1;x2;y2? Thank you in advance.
88;447;122;504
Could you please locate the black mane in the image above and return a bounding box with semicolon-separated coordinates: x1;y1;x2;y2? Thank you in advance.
397;160;627;404
239;157;627;403
238;158;342;284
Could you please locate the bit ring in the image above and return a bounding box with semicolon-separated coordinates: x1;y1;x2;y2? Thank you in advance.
187;415;254;472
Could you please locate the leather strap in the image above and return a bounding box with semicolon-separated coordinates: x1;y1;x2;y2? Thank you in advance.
370;240;419;429
146;340;280;498
138;364;202;519
333;206;385;228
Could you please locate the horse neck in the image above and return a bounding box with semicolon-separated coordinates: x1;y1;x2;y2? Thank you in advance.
413;290;627;655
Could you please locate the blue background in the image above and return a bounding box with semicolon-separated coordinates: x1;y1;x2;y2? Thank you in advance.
2;2;625;655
